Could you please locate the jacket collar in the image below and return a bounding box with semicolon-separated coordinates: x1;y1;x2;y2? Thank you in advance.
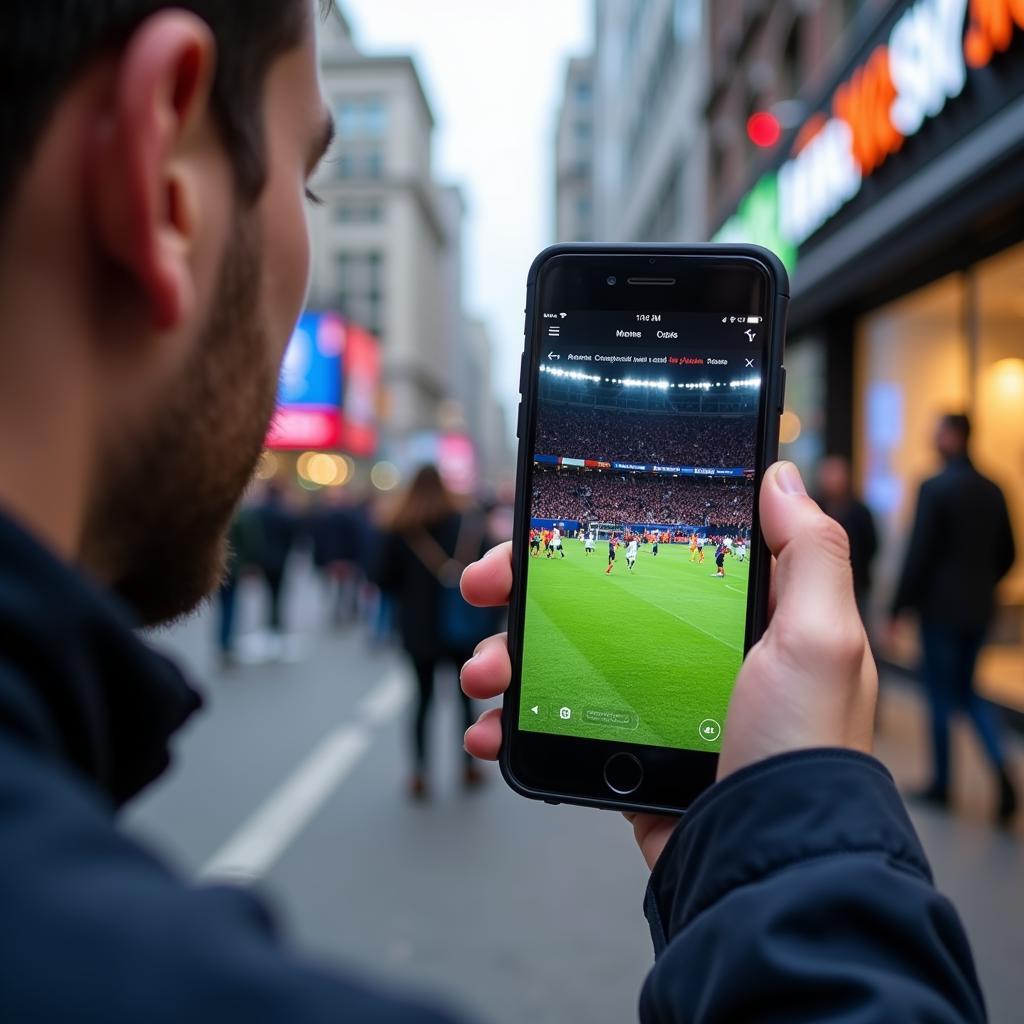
0;511;201;808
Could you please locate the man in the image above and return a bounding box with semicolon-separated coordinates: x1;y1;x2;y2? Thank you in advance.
626;536;638;572
817;454;878;622
712;540;730;578
605;534;618;574
890;413;1018;824
689;531;700;562
735;537;747;562
652;535;659;557
549;525;565;559
584;530;595;556
0;4;987;1022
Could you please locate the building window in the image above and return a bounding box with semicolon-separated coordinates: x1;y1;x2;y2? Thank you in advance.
332;95;389;180
335;250;386;339
674;0;701;45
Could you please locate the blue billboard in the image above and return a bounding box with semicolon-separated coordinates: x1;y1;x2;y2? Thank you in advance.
278;312;345;409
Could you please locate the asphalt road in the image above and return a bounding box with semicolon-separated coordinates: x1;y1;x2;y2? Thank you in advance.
127;565;1024;1023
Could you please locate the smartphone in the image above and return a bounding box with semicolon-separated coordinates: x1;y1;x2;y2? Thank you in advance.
503;244;788;814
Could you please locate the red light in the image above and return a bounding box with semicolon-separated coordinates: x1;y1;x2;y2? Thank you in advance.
747;111;781;148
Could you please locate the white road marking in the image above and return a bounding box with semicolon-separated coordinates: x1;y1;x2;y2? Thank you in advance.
357;667;410;725
199;668;408;884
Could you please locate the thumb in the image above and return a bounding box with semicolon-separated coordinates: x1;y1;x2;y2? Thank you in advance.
759;462;859;633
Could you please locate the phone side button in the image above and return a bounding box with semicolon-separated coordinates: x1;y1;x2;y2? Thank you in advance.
604;752;643;795
777;365;787;415
519;352;528;394
516;401;524;439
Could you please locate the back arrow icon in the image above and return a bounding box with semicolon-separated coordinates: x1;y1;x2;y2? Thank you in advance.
548;352;560;360
531;706;540;715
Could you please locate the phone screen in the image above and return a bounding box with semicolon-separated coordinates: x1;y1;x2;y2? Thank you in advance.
519;307;767;754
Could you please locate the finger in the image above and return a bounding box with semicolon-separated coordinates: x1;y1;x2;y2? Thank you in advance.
461;542;513;607
464;707;503;761
460;633;511;700
759;462;857;629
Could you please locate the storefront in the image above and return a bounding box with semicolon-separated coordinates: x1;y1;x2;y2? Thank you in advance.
718;0;1024;709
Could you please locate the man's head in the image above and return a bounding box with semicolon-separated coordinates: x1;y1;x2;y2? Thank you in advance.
935;413;971;462
0;2;334;624
817;455;852;504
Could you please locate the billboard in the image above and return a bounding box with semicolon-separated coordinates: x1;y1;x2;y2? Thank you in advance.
267;312;379;456
342;323;380;458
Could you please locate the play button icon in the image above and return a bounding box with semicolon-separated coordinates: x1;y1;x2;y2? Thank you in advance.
531;706;540;715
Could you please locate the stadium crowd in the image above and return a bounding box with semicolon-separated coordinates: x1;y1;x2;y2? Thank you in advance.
532;466;753;530
535;405;756;468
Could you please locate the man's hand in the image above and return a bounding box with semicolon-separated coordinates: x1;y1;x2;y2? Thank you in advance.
460;462;877;870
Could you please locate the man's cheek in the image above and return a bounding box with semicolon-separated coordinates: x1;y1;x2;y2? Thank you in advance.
263;185;312;362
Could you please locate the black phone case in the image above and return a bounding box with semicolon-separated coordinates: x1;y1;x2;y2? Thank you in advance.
501;243;790;815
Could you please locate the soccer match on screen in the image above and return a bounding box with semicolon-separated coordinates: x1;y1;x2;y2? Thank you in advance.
519;359;759;752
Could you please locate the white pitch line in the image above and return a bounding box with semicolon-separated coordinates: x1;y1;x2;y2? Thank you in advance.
199;669;407;884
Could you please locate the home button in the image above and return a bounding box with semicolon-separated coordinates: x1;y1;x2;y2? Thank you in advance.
604;752;643;795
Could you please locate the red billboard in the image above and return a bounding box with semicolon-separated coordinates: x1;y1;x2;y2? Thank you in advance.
266;313;379;457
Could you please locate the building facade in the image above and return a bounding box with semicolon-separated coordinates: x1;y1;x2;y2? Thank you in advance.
713;0;1024;712
309;10;454;442
591;0;708;242
554;57;596;242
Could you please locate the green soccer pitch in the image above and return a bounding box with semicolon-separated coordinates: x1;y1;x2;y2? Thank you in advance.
518;540;749;752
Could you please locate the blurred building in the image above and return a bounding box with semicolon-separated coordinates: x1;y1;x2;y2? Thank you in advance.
307;8;512;493
309;10;455;441
590;0;708;241
554;57;595;242
710;0;1024;712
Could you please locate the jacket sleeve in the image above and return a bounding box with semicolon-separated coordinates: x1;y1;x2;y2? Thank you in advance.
891;481;939;616
0;738;464;1024
370;531;403;593
640;750;985;1024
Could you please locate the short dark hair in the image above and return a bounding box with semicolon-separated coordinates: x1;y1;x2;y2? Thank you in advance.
0;1;316;216
941;413;971;444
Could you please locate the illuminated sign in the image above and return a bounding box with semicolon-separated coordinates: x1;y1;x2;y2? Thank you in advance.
713;172;798;273
341;323;380;458
778;0;1023;246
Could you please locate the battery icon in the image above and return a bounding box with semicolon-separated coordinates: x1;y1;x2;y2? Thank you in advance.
746;316;763;323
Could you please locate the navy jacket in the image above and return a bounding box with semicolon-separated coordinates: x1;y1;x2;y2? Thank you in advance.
0;511;985;1022
892;455;1015;629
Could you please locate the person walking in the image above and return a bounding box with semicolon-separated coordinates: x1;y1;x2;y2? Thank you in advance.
251;481;297;640
890;413;1018;824
374;466;495;799
817;454;878;624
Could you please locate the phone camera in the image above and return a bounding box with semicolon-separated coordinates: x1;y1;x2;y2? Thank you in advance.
606;275;617;286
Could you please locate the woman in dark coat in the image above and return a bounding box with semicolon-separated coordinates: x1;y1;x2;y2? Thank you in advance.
374;466;494;798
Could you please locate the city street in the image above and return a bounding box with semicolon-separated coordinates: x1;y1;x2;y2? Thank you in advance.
128;566;1024;1024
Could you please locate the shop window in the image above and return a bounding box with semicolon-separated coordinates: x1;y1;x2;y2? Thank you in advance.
856;254;1024;711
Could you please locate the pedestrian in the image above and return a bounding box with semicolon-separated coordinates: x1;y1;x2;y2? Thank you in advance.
0;3;990;1021
374;466;495;799
251;481;297;641
816;454;878;623
216;502;263;668
890;413;1018;824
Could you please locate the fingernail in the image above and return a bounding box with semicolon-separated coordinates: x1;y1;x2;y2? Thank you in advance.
776;461;806;496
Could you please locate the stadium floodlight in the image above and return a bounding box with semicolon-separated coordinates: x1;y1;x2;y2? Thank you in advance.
543;365;602;384
621;378;670;390
729;376;762;389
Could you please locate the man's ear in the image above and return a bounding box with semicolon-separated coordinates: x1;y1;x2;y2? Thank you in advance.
88;11;218;332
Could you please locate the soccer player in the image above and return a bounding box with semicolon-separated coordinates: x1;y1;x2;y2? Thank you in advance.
542;528;552;556
605;535;618;574
712;540;731;578
689;532;699;562
652;536;659;557
584;531;595;556
529;529;541;557
626;537;638;572
550;526;565;559
735;538;747;562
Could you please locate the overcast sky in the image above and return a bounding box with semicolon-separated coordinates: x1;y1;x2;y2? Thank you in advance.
338;0;592;427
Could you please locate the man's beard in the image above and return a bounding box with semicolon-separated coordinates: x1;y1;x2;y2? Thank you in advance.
83;213;280;627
